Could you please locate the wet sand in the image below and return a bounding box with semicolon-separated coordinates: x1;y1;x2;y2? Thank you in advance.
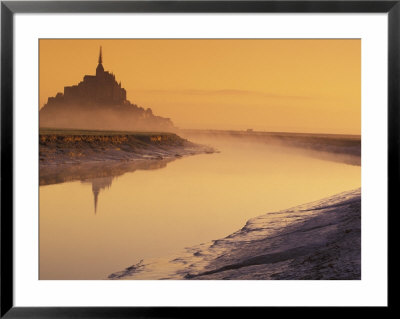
39;128;214;167
109;188;361;280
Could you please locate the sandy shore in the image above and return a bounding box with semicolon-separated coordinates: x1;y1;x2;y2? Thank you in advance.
39;128;215;167
109;188;361;280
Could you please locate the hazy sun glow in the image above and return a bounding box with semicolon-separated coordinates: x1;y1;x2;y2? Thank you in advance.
39;39;360;134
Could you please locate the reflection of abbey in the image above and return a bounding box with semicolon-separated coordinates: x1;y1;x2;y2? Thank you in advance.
40;47;174;131
83;176;114;214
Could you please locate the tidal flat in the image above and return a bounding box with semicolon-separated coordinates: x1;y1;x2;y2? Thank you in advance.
39;128;214;166
39;130;361;280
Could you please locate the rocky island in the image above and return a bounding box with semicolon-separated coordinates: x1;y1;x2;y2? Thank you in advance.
39;48;214;167
40;47;174;132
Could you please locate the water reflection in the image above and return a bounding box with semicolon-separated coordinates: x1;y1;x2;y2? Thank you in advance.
81;176;113;214
40;138;361;279
40;158;175;213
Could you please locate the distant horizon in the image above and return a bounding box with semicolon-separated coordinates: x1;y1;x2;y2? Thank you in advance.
39;126;361;137
179;128;361;137
40;39;361;135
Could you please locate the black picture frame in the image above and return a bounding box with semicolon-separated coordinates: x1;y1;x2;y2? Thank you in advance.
1;0;394;317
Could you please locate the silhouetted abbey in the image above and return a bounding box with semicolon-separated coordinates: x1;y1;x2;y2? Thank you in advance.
40;47;174;131
58;47;127;105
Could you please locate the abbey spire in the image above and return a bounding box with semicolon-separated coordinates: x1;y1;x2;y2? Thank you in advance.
98;46;103;64
96;46;104;75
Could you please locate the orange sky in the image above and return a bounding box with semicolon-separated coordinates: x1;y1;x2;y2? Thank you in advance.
39;39;360;134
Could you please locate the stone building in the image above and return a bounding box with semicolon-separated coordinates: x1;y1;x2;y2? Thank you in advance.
47;47;127;106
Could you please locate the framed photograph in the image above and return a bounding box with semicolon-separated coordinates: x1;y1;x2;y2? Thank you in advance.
1;0;393;316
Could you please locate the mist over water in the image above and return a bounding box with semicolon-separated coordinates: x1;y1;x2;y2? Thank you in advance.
40;104;175;132
39;135;360;279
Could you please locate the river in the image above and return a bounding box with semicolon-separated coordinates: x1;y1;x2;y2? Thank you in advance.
39;135;360;279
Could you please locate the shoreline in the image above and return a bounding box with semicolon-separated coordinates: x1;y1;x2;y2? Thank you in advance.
39;128;215;169
109;188;361;280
